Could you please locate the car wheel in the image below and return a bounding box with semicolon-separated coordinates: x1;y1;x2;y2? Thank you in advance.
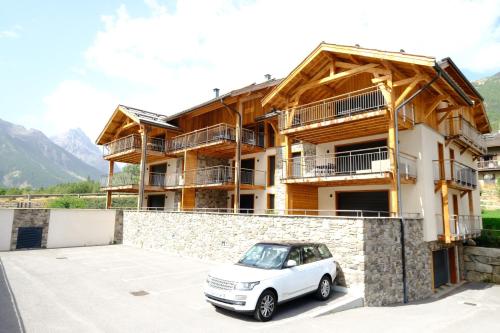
316;275;331;301
254;290;276;322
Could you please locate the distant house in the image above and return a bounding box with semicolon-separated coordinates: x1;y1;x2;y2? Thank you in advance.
478;132;500;184
96;43;490;289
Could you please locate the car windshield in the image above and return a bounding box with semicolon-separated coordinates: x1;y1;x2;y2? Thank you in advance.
238;244;289;269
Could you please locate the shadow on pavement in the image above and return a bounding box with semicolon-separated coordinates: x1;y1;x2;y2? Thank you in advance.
213;291;346;322
0;258;24;333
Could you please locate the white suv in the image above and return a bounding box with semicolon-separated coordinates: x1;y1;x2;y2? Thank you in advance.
204;242;337;321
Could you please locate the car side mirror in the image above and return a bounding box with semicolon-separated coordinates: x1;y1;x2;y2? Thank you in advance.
284;259;297;268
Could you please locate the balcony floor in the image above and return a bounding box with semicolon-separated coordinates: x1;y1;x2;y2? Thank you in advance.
435;179;476;192
282;172;392;186
445;135;486;156
438;232;481;242
104;149;171;164
100;185;166;193
169;140;263;158
164;183;265;191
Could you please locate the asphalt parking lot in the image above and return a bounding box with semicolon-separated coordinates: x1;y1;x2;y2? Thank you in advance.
1;245;500;333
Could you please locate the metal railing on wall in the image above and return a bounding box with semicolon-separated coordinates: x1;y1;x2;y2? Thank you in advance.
444;116;487;154
432;159;477;189
102;134;165;156
436;214;482;238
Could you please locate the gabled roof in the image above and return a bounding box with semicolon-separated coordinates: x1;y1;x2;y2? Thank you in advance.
261;42;491;133
96;105;180;145
166;79;282;121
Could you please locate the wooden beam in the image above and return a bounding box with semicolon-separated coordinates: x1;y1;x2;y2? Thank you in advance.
395;76;426;107
441;182;451;243
424;95;448;120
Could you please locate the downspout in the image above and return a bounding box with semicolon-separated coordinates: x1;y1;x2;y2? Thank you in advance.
395;70;441;303
220;99;242;213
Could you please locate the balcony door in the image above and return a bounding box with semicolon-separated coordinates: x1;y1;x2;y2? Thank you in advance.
241;158;255;185
147;195;165;210
150;163;167;187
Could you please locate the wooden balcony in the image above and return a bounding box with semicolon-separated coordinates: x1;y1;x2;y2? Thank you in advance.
165;166;266;190
277;87;414;144
102;134;168;163
99;172;165;193
281;148;416;186
443;116;487;155
477;159;500;171
437;214;482;241
433;159;477;191
167;123;264;158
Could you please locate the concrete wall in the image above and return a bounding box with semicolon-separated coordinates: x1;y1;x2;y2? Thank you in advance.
464;246;500;283
0;209;14;251
123;211;432;305
46;209;117;248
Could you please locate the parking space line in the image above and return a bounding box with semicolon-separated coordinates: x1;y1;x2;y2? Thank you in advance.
121;268;208;282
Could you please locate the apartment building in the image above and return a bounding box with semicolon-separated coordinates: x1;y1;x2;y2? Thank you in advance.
478;132;500;184
97;43;490;289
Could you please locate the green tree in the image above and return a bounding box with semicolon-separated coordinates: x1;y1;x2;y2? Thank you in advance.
47;196;87;208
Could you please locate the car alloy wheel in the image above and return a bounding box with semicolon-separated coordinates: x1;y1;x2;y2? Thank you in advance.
320;279;330;298
255;290;276;321
260;294;275;318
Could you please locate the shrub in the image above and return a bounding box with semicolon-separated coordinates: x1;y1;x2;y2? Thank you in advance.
47;196;87;209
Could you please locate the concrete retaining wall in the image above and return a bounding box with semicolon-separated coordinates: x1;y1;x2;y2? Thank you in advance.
0;209;14;250
46;210;117;248
122;211;432;305
464;246;500;283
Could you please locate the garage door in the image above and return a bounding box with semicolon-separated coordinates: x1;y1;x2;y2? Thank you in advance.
337;191;389;216
433;249;450;288
16;227;43;249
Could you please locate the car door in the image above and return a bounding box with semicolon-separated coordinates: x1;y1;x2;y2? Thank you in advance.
278;246;310;300
300;245;324;292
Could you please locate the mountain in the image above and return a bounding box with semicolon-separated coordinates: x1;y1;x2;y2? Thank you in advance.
0;118;101;188
51;128;110;173
473;72;500;132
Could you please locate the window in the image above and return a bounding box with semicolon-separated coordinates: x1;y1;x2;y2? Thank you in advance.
316;244;332;259
302;245;321;264
287;247;302;265
267;194;275;211
267;124;275;148
267;155;276;186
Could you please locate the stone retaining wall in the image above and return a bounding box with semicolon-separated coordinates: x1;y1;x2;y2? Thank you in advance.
464;246;500;283
123;211;432;305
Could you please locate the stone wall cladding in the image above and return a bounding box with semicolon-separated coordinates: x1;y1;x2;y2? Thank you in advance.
123;212;429;305
114;210;123;244
464;246;500;283
10;209;50;250
195;190;227;209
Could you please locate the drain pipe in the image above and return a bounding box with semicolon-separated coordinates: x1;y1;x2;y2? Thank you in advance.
220;99;241;213
394;71;441;303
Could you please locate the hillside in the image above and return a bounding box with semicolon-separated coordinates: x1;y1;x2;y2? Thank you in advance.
51;128;110;173
473;72;500;131
0;118;101;188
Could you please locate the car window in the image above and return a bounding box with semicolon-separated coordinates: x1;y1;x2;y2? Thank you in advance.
302;245;321;264
316;244;332;259
287;247;302;265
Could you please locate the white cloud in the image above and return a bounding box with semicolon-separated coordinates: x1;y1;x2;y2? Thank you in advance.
44;0;500;138
0;25;21;39
42;80;119;141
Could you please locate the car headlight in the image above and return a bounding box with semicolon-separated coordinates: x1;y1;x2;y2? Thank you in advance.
234;281;260;290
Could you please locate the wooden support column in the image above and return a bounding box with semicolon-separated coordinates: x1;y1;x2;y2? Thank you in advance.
181;150;197;211
284;135;293;214
233;100;243;213
441;182;451;243
137;126;149;210
106;160;114;209
468;191;474;216
382;77;399;216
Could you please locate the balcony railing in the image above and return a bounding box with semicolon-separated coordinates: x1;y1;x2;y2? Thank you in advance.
183;166;266;187
444;116;487;154
278;86;388;131
148;172;166;187
399;153;417;180
167;124;261;152
477;159;500;170
102;134;165;157
433;159;477;189
437;214;482;239
100;172;139;188
281;147;391;179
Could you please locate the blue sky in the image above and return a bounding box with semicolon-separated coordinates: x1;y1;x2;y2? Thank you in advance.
0;0;499;140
